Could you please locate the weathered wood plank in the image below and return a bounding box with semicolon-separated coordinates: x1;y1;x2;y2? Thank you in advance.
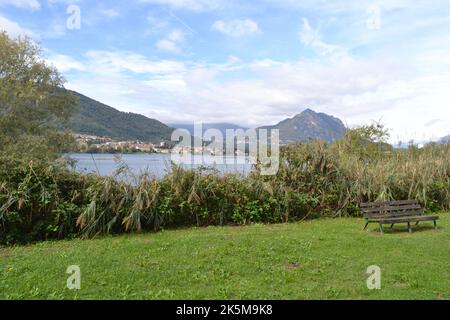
364;210;423;218
360;200;418;208
370;215;439;224
362;204;422;214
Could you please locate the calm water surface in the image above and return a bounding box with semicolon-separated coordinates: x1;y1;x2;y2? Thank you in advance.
66;153;253;179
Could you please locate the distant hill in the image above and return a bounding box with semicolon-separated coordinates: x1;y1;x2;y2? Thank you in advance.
258;108;346;144
439;134;450;143
66;91;174;143
169;123;248;139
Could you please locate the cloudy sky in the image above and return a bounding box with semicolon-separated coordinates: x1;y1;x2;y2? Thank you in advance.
1;0;449;143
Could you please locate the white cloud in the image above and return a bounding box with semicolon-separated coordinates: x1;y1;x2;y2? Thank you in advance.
212;19;259;37
167;30;184;42
0;12;68;40
147;13;169;30
144;75;187;93
139;0;223;12
299;18;347;58
0;0;40;10
47;54;86;72
263;0;425;13
156;39;181;54
156;30;186;55
99;9;119;18
47;0;82;5
0;15;35;37
84;50;186;75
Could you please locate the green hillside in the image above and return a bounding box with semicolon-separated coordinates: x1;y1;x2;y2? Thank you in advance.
65;91;174;143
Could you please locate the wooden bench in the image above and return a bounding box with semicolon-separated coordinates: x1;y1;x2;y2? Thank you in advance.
360;200;439;234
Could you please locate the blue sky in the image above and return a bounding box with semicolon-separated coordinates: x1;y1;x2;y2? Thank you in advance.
1;0;450;143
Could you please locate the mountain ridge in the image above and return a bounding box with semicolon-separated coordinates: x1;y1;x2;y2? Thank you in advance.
258;108;347;143
439;134;450;143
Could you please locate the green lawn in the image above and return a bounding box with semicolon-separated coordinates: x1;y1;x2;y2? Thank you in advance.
1;213;449;300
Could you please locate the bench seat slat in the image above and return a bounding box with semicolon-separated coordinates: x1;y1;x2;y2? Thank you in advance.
362;204;422;214
369;215;439;224
365;210;423;218
360;200;418;208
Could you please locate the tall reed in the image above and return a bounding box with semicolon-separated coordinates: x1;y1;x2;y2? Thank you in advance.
0;141;448;244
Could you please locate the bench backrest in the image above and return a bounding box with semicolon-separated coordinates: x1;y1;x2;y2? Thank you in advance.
360;200;423;218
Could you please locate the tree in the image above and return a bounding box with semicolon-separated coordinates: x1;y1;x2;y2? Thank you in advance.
334;122;393;158
0;32;77;162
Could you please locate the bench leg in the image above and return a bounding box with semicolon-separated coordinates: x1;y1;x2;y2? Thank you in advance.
379;224;384;235
416;221;420;226
407;222;412;233
363;221;369;231
433;220;437;230
390;224;394;228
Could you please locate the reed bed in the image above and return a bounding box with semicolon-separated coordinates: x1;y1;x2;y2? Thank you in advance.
0;141;448;244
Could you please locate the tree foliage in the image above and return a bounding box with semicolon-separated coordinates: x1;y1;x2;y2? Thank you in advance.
0;32;77;161
334;122;393;158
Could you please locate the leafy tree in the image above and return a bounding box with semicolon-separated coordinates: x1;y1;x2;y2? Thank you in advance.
0;32;77;162
335;122;393;158
347;122;390;144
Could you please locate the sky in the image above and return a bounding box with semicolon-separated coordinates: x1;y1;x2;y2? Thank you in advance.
0;0;449;143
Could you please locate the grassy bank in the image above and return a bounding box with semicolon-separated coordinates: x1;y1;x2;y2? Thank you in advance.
1;212;449;300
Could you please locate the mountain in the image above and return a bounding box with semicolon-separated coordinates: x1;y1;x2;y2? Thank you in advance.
66;91;174;143
65;93;346;145
258;108;346;144
439;135;450;143
169;123;248;139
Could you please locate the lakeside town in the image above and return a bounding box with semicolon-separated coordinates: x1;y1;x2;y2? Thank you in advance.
74;134;171;154
74;134;241;155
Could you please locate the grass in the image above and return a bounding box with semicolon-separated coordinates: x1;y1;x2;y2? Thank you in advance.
1;213;449;300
